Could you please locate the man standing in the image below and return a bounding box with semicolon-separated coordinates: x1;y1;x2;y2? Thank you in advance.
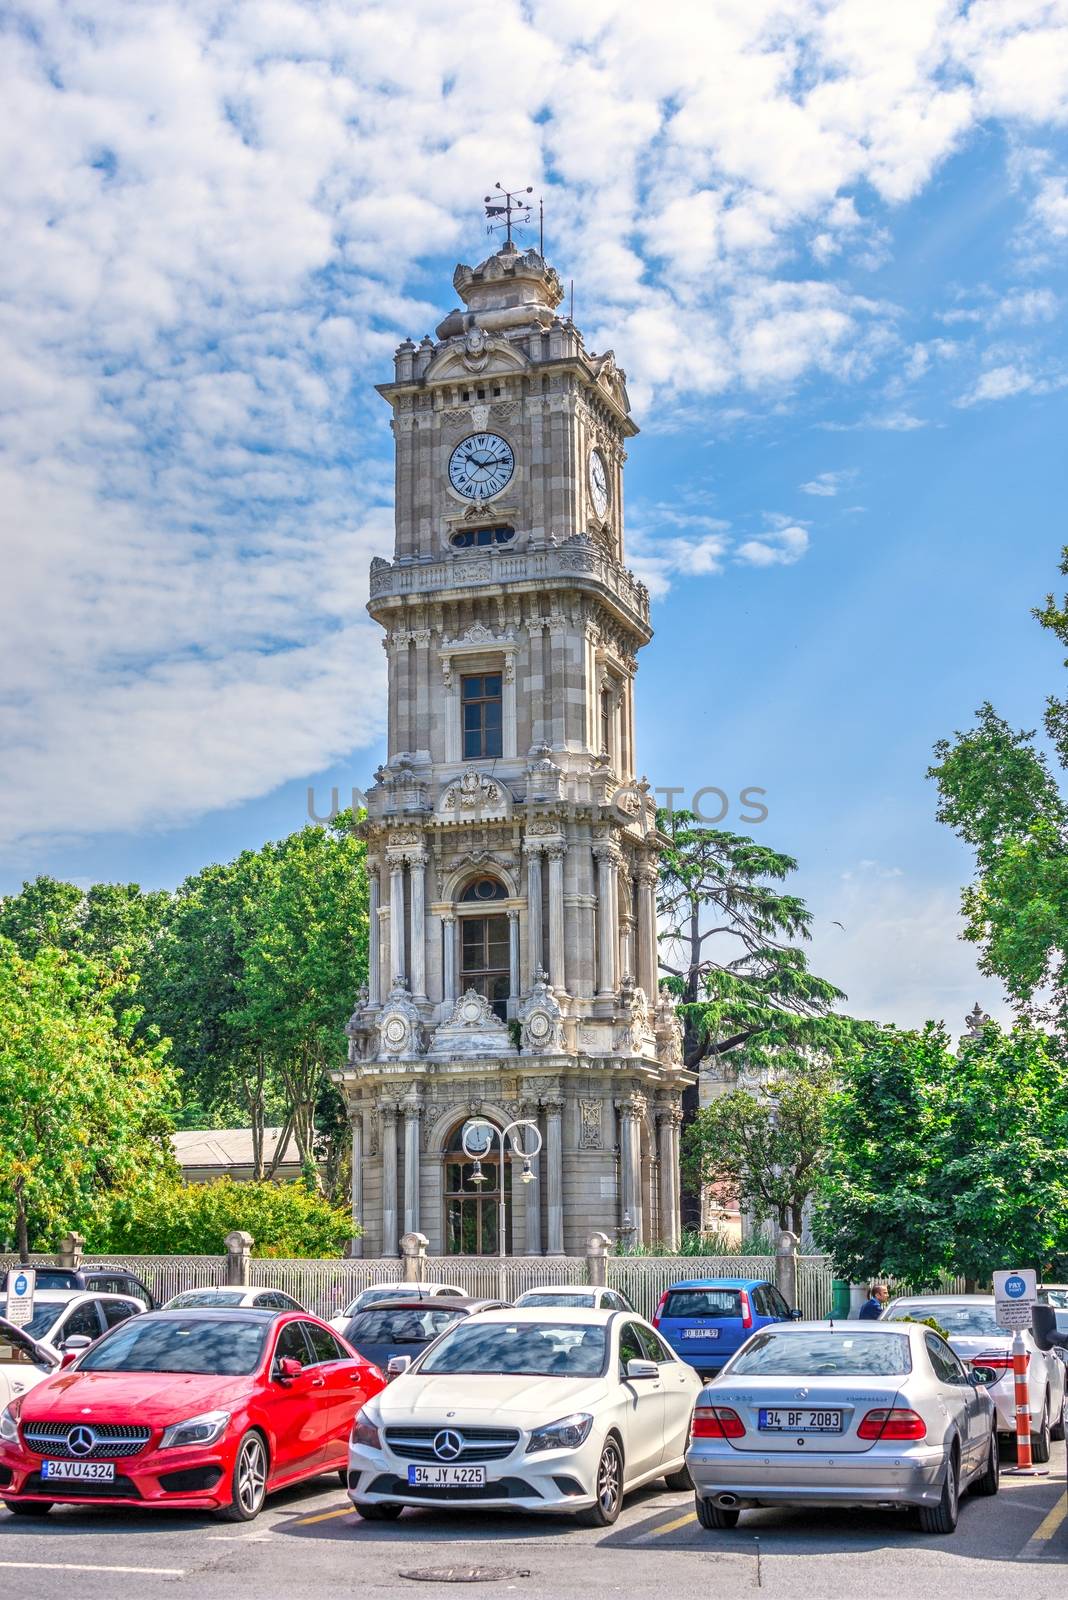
858;1284;888;1320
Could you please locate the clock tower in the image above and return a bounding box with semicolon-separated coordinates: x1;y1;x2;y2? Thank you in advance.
338;236;692;1258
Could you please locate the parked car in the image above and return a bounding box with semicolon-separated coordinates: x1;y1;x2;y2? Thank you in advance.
162;1289;305;1312
328;1282;464;1332
0;1307;384;1520
347;1306;703;1525
653;1278;798;1378
1;1267;155;1310
340;1297;505;1375
19;1291;146;1359
882;1294;1066;1461
687;1319;999;1534
1039;1285;1068;1339
0;1319;59;1413
514;1287;634;1312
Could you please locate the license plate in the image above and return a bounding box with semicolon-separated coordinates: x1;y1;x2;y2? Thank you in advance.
758;1409;843;1433
41;1460;115;1481
682;1328;719;1339
407;1465;486;1488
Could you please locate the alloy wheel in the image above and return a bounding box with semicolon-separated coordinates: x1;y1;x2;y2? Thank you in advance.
598;1443;621;1518
237;1434;267;1516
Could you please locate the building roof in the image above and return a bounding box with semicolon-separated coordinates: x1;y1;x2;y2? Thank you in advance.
171;1127;304;1171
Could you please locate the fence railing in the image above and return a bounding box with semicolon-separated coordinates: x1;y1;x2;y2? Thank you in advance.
2;1248;835;1324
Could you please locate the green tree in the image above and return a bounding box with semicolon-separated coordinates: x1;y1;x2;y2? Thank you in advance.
657;812;851;1072
100;1175;352;1259
0;937;178;1259
930;546;1068;1027
681;1059;834;1236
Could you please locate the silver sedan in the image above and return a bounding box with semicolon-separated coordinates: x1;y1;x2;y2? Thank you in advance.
686;1320;999;1535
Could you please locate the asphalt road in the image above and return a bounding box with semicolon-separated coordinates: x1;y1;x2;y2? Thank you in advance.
0;1441;1064;1600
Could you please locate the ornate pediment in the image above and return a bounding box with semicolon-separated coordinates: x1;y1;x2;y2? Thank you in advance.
435;770;513;824
517;972;567;1056
427;989;517;1060
424;333;531;385
375;980;425;1062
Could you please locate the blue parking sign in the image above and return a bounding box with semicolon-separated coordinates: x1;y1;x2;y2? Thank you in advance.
1005;1274;1027;1299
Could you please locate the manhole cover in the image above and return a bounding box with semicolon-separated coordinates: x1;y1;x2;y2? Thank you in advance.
398;1568;530;1584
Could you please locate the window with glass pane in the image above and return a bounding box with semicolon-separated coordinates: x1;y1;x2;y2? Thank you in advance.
460;913;510;1020
461;673;503;759
444;1123;512;1255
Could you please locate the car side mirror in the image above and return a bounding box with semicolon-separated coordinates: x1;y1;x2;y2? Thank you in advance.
1031;1304;1057;1352
59;1335;93;1355
789;1309;803;1321
386;1356;412;1381
274;1356;304;1384
626;1358;659;1381
972;1366;999;1387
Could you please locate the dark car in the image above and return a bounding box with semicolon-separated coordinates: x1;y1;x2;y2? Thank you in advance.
652;1277;798;1379
1;1267;155;1310
339;1296;505;1375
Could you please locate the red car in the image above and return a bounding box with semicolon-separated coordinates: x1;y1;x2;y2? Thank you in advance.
0;1307;385;1520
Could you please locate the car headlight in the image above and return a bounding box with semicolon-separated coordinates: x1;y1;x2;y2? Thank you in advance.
159;1410;231;1449
0;1404;20;1444
526;1413;594;1454
351;1408;381;1449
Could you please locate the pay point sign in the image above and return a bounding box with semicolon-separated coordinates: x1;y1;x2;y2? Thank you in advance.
4;1267;36;1328
993;1268;1038;1331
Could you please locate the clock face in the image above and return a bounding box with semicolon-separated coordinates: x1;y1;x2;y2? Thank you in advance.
589;448;609;517
448;433;515;502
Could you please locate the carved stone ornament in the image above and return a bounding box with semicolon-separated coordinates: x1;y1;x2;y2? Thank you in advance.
654;983;685;1067
579;1098;602;1150
613;980;650;1056
517;971;567;1056
368;1106;380;1157
436;771;512;824
374;980;425;1062
462;326;489;370
427;988;518;1060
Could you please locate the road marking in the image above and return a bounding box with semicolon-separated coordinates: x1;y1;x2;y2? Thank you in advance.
1018;1488;1067;1560
0;1561;185;1576
645;1509;698;1538
291;1504;355;1526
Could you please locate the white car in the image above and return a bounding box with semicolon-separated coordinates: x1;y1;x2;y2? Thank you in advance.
884;1294;1066;1461
347;1307;703;1525
0;1318;59;1412
514;1287;634;1312
161;1288;305;1311
19;1290;145;1359
329;1283;464;1332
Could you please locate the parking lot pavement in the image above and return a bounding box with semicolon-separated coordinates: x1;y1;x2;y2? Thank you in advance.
0;1441;1064;1600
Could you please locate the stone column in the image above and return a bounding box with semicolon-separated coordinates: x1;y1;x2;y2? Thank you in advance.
616;1095;644;1245
657;1105;679;1251
508;909;521;1006
442;912;457;1003
408;851;427;999
521;1101;542;1256
381;1101;399;1256
635;864;658;1001
350;1112;364;1256
368;869;381;1006
403;1094;422;1236
595;846;619;996
389;859;406;986
526;846;544;983
547;845;567;993
620;917;634;987
543;1096;564;1254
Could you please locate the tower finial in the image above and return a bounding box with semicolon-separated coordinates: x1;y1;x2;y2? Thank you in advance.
484;183;534;249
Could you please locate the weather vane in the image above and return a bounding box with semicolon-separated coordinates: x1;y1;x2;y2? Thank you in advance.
484;182;536;249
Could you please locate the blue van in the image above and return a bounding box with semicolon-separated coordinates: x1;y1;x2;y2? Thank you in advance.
652;1277;796;1377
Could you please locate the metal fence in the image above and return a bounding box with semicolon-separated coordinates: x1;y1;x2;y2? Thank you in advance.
2;1250;834;1323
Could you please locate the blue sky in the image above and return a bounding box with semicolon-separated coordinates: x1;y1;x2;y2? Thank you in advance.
2;2;1068;1030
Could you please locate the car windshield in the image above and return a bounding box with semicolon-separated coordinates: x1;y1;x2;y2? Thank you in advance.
168;1292;246;1309
346;1308;462;1344
520;1292;596;1309
891;1303;1002;1337
728;1330;912;1377
421;1322;607;1377
78;1316;268;1375
23;1304;65;1339
1041;1288;1068;1310
663;1289;741;1318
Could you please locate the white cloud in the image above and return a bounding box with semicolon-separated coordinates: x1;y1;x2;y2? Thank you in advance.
800;469;856;497
3;2;1068;847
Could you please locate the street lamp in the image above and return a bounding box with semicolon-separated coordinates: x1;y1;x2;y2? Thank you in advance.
461;1117;543;1259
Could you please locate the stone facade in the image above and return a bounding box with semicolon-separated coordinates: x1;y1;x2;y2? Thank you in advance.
334;239;693;1257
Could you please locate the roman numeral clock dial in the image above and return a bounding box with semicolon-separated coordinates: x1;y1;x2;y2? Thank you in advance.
448;432;515;501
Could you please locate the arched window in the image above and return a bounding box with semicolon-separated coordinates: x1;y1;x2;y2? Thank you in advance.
460;877;508;903
450;526;515;549
444;1121;512;1255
